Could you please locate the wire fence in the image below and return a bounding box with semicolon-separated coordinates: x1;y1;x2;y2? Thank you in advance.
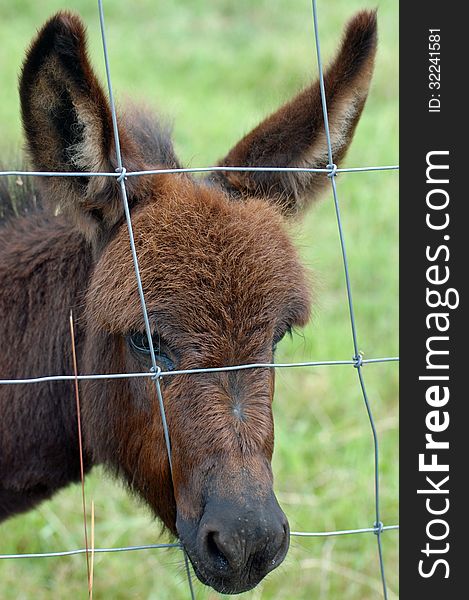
0;0;399;598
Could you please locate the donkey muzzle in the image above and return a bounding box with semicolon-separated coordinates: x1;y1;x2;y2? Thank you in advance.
177;492;289;594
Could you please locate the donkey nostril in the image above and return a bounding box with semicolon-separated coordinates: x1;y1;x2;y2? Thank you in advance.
196;507;290;580
270;521;290;565
205;531;229;570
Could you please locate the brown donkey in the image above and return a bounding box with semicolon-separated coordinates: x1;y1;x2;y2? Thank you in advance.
0;11;376;593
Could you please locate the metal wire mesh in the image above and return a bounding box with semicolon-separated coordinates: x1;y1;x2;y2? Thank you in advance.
0;0;398;597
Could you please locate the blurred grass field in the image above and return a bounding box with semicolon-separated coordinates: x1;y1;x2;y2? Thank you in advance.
0;0;398;598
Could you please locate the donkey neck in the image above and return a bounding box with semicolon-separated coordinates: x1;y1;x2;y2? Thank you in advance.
0;213;93;380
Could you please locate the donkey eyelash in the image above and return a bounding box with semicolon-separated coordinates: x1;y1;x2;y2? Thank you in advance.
128;331;175;371
272;326;293;351
128;331;156;354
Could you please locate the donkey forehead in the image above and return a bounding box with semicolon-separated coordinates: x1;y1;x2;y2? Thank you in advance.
87;180;311;334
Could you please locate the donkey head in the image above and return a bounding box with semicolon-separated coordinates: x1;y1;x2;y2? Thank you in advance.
19;11;376;594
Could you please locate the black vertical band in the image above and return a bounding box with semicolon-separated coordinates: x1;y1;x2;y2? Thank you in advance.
400;3;466;597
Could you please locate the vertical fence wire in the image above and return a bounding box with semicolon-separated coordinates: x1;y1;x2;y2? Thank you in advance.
96;0;173;469
0;1;398;598
311;1;389;597
96;1;193;596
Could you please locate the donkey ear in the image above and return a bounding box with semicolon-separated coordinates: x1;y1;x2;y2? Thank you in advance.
20;12;147;243
212;11;377;216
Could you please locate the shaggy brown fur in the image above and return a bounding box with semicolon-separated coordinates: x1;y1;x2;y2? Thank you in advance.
0;10;376;593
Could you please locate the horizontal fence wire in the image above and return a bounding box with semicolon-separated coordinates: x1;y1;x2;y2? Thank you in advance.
0;0;398;598
0;165;399;178
0;357;399;385
0;527;399;560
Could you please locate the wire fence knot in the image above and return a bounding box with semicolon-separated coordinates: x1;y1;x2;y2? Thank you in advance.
116;167;127;183
353;353;364;369
373;521;384;535
327;163;338;178
150;366;162;380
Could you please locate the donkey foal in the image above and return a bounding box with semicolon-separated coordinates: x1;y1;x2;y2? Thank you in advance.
0;10;376;593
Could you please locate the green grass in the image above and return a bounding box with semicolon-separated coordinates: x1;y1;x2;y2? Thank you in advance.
0;0;398;598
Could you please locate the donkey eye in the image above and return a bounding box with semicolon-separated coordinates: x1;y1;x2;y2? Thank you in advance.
272;326;292;353
128;332;176;371
129;331;152;354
